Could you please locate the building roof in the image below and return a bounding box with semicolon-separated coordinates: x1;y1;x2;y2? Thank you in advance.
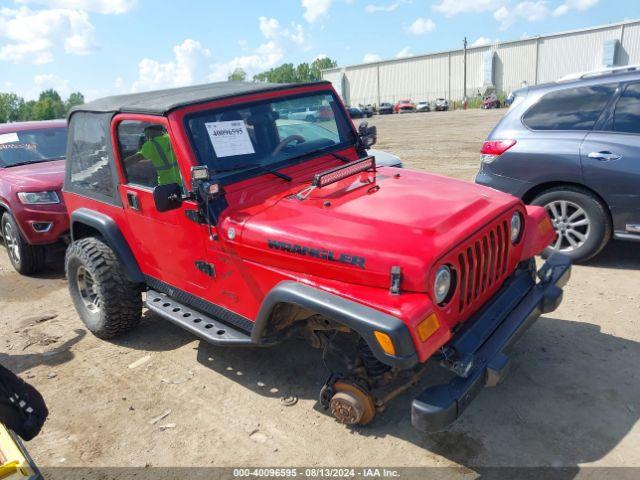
0;119;66;134
321;18;640;73
70;81;331;116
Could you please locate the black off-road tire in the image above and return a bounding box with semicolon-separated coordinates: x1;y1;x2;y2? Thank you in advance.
1;212;46;275
532;186;611;263
65;237;142;339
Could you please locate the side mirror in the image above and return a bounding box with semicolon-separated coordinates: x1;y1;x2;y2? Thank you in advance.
358;121;377;148
153;183;182;212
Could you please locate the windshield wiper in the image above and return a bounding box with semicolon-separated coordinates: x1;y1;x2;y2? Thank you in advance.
5;159;52;168
213;163;292;181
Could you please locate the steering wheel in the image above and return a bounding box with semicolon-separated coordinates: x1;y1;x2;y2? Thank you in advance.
272;135;305;156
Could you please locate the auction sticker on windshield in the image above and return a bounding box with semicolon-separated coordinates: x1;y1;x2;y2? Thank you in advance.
205;121;255;157
0;133;19;144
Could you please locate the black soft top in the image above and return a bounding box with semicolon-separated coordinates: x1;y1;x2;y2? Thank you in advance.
70;81;331;116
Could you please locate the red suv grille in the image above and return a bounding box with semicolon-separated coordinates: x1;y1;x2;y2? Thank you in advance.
456;219;510;314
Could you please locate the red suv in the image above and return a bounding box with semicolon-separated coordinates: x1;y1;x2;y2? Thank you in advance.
62;81;570;432
0;120;69;274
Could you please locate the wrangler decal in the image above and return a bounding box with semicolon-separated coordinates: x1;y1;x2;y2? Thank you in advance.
267;240;366;269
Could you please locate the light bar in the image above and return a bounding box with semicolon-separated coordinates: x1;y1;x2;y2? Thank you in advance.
312;156;376;188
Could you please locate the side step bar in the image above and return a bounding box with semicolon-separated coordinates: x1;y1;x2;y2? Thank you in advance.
145;290;256;346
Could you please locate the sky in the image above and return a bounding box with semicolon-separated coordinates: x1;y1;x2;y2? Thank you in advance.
0;0;638;101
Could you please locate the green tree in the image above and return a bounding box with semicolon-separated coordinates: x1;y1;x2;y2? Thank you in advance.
296;62;312;82
228;67;247;81
66;92;85;110
18;100;37;121
253;57;338;84
33;89;66;119
310;57;337;81
0;89;85;122
0;93;23;123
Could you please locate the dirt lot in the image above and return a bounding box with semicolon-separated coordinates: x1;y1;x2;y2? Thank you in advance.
1;109;639;473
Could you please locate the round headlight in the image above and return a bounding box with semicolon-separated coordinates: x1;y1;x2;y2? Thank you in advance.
511;212;523;244
434;265;452;305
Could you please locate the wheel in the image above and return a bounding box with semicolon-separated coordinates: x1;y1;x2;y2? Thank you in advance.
328;380;376;426
65;237;142;338
531;186;611;262
1;212;45;274
305;115;315;123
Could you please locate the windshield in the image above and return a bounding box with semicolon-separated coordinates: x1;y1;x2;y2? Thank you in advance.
0;127;67;167
186;91;354;175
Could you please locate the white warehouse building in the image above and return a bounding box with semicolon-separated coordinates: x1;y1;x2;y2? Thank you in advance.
321;19;640;107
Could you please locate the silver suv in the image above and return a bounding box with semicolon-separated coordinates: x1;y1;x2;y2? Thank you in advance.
476;66;640;262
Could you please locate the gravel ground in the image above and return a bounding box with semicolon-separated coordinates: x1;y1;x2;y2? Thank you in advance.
1;109;639;474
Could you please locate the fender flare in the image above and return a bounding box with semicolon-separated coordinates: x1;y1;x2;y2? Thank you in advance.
252;281;418;369
70;208;144;284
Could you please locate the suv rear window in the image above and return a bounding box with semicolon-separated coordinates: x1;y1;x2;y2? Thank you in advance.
523;84;616;131
612;83;640;134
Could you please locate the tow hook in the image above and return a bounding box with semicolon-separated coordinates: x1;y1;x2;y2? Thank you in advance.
439;347;475;378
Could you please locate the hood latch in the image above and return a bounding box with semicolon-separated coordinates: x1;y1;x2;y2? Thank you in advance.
390;266;402;295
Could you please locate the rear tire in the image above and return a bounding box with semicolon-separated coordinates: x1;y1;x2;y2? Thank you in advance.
65;237;142;338
531;186;611;263
1;212;46;275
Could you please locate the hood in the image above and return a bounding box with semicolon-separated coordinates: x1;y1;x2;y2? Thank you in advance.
226;167;520;293
0;159;65;191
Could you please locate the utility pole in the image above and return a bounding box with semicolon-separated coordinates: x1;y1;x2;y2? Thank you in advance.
463;36;468;101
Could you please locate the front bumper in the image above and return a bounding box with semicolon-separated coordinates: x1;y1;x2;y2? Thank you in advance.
13;204;69;246
411;253;571;432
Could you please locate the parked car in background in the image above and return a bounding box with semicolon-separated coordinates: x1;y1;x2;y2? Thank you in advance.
378;102;394;115
346;106;365;118
483;93;501;109
318;105;333;121
275;118;403;168
434;98;449;111
359;104;374;118
504;92;515;107
416;101;431;112
476;66;640;262
289;106;320;122
367;148;402;168
0;120;69;274
394;99;416;113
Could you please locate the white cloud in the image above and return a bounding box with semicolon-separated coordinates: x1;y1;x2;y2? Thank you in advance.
34;73;70;96
471;36;497;47
494;1;548;30
405;17;436;35
132;39;211;92
396;46;412;58
363;53;382;63
553;0;598;17
259;17;306;46
365;1;411;13
433;0;506;17
314;53;329;61
14;0;136;14
208;17;309;81
302;0;332;23
0;7;96;63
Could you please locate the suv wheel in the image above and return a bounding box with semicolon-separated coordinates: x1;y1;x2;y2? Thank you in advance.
1;212;46;274
532;186;611;262
65;237;142;338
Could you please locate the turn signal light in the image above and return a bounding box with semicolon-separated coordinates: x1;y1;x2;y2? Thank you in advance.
417;313;440;342
374;331;396;356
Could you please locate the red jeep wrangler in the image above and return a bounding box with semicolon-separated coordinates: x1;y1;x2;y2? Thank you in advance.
62;81;570;432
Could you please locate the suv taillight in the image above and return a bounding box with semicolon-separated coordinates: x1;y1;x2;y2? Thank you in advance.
480;139;516;164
